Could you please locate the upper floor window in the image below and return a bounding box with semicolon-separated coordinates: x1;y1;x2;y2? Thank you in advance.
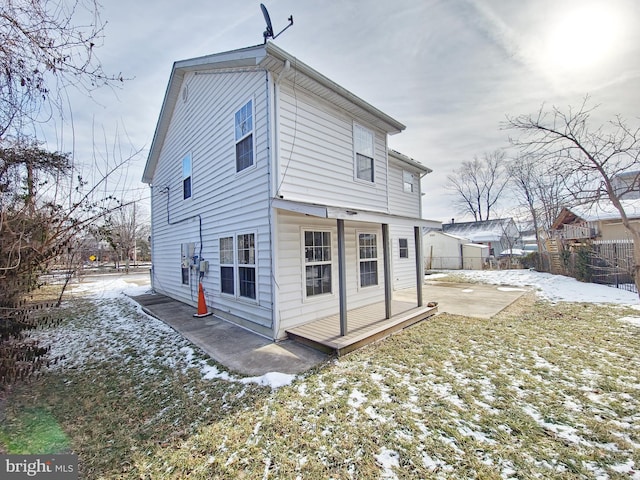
403;170;415;193
235;100;254;172
354;124;374;182
182;153;192;199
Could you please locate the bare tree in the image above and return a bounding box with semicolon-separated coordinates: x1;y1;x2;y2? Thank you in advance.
0;1;133;388
446;150;509;221
0;0;124;137
506;98;640;292
507;155;567;255
98;201;149;273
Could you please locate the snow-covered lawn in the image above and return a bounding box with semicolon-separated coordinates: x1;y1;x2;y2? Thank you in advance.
3;270;640;478
431;268;640;305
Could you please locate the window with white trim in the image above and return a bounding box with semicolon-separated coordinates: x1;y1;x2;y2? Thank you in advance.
358;233;378;287
237;233;256;299
354;124;374;182
403;170;414;193
218;233;256;300
304;231;332;296
399;238;409;258
235;100;254;172
220;236;234;295
182;153;192;199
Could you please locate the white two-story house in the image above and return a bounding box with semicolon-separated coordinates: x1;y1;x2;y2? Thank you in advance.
142;43;438;348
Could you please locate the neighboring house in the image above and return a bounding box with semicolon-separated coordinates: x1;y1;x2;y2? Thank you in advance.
551;200;640;242
442;218;519;256
519;229;539;253
612;171;640;200
142;43;439;342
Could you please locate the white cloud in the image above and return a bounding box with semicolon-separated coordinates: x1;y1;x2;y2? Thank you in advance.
38;0;640;222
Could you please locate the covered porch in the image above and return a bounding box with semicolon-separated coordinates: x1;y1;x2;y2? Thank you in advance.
273;198;440;355
286;298;437;356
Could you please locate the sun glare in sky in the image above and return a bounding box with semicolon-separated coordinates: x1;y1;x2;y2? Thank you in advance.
543;3;624;74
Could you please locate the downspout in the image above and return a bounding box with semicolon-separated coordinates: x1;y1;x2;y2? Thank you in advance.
266;69;278;340
270;60;291;340
149;184;155;291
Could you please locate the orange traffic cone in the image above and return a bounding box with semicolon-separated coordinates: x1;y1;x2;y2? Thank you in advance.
194;282;213;318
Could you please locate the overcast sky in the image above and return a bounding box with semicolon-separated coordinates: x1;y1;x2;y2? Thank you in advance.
44;0;640;223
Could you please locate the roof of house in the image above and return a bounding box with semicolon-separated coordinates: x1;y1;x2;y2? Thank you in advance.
143;42;408;184
552;199;640;228
442;218;517;242
423;229;469;242
388;149;432;175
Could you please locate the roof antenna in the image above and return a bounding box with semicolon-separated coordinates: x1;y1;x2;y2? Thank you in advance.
261;3;293;44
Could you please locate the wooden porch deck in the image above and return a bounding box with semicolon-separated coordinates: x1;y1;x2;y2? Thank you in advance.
286;300;438;356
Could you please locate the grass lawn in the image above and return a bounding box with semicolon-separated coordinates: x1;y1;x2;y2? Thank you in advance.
1;291;639;479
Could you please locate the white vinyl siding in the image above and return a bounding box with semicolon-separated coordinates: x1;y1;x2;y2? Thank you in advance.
277;84;389;212
390;225;418;290
388;159;421;217
149;69;272;333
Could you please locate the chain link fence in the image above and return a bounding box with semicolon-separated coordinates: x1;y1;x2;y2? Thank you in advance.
427;242;637;295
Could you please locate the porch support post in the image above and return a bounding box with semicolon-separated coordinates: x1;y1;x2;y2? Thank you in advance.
337;218;348;336
414;226;423;307
382;223;392;319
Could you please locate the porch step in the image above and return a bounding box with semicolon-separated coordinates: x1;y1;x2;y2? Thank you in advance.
286;302;438;356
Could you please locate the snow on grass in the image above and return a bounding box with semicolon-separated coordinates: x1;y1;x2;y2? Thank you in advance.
375;447;400;479
618;316;640;326
16;270;640;478
30;278;296;390
443;269;640;305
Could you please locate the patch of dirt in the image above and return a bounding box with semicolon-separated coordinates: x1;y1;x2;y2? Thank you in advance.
495;291;538;318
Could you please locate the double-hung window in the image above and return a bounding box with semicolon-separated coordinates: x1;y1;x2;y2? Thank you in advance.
235;100;254;172
399;238;409;258
354;124;375;182
358;233;378;287
304;231;332;297
237;233;256;299
220;237;234;295
219;233;256;300
182;153;192;199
